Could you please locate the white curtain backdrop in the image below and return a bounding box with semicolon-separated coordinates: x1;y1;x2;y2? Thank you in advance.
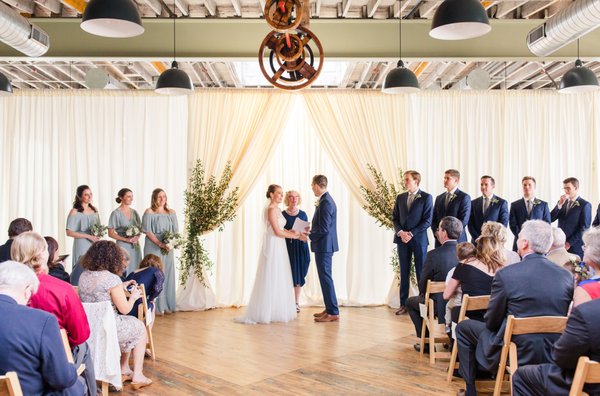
1;89;600;308
0;91;188;271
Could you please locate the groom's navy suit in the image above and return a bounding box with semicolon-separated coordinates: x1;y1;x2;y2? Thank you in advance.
550;197;591;258
509;198;551;251
432;189;471;247
310;192;339;315
468;195;509;243
392;190;433;307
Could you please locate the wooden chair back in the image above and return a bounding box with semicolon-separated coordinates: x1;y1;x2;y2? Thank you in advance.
0;372;23;396
137;284;156;361
447;294;491;382
419;280;450;364
570;356;600;396
493;315;568;396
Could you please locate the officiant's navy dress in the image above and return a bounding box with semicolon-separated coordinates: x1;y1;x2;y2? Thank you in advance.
282;210;311;286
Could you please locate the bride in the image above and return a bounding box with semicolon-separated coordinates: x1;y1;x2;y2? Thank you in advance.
236;184;301;324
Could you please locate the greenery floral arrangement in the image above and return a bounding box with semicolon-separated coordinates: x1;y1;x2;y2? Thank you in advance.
125;225;141;247
161;231;184;254
90;223;108;238
179;160;239;286
359;164;416;285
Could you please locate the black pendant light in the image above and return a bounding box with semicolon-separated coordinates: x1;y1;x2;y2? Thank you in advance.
155;4;193;95
81;0;144;38
0;72;12;95
430;0;491;41
559;40;600;94
382;12;419;94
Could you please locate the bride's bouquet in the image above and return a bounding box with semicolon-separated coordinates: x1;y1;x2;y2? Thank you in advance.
161;231;184;254
125;225;142;247
90;223;108;238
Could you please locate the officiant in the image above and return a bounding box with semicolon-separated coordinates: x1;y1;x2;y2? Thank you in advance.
283;190;311;313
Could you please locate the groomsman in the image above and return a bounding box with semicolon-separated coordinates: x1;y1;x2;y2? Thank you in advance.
550;177;592;258
432;169;471;246
468;175;508;243
392;171;433;315
509;176;551;251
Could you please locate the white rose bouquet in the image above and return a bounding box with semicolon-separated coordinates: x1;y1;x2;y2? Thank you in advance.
90;224;108;238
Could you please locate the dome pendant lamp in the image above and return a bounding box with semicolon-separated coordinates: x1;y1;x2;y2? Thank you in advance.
81;0;144;38
430;0;491;41
559;39;600;94
0;72;13;95
155;4;193;95
382;12;419;94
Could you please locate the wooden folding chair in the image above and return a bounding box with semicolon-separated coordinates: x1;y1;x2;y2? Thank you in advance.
447;294;490;382
137;284;156;361
59;329;85;376
493;314;568;396
569;356;600;396
419;280;451;364
0;371;23;396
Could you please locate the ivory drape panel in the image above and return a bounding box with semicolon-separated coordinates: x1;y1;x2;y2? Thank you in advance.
0;91;188;271
2;89;600;308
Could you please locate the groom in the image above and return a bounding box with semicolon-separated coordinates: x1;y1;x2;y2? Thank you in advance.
309;175;340;322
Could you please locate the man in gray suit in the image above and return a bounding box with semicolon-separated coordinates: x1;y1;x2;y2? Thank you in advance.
455;220;573;396
546;227;581;267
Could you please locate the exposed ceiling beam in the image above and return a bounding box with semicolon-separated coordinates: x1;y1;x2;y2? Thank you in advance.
174;0;188;15
34;0;61;14
140;0;162;15
2;0;35;13
61;0;84;13
341;0;352;18
390;0;411;18
520;0;558;18
3;19;600;60
230;0;241;16
366;0;382;18
203;0;216;16
496;1;527;18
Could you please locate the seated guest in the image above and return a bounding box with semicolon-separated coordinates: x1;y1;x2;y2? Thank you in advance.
480;222;520;265
125;254;164;321
45;236;71;282
0;261;83;395
0;218;32;262
547;227;581;267
444;236;504;324
512;299;600;396
407;216;461;353
573;228;600;307
455;220;573;396
444;243;476;333
78;241;152;389
11;231;96;396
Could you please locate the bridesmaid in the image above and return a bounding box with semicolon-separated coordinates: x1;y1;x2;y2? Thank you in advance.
66;184;100;286
282;190;311;312
142;188;178;314
108;188;143;276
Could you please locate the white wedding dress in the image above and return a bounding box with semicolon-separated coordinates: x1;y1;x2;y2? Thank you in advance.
236;207;297;324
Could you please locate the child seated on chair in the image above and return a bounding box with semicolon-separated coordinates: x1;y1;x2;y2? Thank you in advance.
444;243;477;335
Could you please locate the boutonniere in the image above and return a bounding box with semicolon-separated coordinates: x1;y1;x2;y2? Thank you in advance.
533;199;541;206
449;194;456;202
314;199;320;208
491;197;499;205
573;200;580;207
415;193;422;200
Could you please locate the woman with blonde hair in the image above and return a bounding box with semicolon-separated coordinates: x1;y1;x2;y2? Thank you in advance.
443;236;504;323
282;190;311;311
11;232;95;395
480;221;520;265
142;188;178;314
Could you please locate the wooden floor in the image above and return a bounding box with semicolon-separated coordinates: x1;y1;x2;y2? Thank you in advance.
120;307;463;395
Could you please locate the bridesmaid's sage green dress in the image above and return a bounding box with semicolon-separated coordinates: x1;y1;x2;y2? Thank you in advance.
108;208;143;275
66;211;100;286
142;212;178;313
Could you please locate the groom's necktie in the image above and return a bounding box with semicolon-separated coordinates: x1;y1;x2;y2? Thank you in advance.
407;193;415;211
483;197;490;214
526;199;532;215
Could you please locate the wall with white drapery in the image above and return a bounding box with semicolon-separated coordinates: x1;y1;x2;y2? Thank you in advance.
1;89;599;307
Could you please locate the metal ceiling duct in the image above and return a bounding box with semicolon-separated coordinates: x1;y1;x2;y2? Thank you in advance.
527;0;600;57
0;1;49;57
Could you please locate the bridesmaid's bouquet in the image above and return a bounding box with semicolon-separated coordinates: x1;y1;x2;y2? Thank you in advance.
125;225;142;247
90;223;108;238
161;231;183;254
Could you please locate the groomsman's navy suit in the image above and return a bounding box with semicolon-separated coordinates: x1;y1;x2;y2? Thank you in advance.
310;192;339;316
432;189;471;247
392;190;433;307
592;203;600;227
468;195;509;243
509;198;551;251
551;197;591;258
0;294;83;396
